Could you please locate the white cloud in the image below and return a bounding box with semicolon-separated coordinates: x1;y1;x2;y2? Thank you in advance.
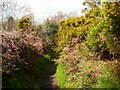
28;0;85;22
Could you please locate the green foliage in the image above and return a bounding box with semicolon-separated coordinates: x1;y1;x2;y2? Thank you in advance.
3;73;35;88
56;61;66;87
3;1;120;89
16;17;31;30
56;49;120;88
56;2;120;56
86;2;120;54
3;51;53;88
2;30;49;88
56;1;120;88
76;44;81;51
56;16;92;48
41;19;59;47
101;2;120;54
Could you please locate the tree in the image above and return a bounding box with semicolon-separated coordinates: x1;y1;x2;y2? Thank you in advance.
0;0;30;30
49;11;77;24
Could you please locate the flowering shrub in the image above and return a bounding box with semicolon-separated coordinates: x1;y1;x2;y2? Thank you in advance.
86;2;120;56
56;16;91;48
16;17;31;30
56;2;120;58
56;2;120;88
101;2;120;54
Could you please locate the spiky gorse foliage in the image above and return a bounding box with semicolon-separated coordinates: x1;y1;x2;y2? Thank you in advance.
101;2;120;54
56;16;92;48
16;17;31;30
56;2;120;56
85;2;120;54
56;2;120;88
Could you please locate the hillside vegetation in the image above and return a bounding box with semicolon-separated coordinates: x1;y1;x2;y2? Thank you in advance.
55;2;120;88
2;1;120;89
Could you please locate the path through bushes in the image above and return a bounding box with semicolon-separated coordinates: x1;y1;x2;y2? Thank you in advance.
2;30;59;88
33;59;59;89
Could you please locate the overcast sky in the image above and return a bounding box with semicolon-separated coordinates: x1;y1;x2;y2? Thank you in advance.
27;0;85;22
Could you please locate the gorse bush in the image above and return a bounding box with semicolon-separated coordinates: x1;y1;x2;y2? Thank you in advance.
16;17;31;30
56;2;120;58
56;2;120;88
56;16;92;48
85;2;120;57
101;2;120;54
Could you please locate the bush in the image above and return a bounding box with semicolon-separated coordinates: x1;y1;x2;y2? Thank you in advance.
56;2;120;88
16;17;31;30
56;44;120;88
2;30;45;75
56;2;120;59
56;16;91;48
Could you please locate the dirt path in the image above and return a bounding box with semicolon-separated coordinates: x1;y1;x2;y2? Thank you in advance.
33;59;59;89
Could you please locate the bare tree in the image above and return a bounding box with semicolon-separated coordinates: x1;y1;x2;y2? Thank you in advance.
49;11;77;24
0;0;31;30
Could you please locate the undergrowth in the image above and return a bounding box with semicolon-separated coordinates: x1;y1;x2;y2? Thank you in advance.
56;49;120;88
56;2;120;88
3;51;52;88
56;60;66;88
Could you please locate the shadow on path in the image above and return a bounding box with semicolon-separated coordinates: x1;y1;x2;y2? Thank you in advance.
33;59;59;90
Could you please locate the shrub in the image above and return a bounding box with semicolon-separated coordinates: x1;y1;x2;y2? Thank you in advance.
56;2;120;58
56;16;92;48
56;2;120;88
84;2;120;59
2;30;45;75
56;45;120;88
16;17;31;30
42;19;59;47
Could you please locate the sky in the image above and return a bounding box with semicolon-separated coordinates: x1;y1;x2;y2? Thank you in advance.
27;0;85;22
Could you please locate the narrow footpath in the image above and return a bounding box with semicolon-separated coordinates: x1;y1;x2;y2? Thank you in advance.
33;59;59;90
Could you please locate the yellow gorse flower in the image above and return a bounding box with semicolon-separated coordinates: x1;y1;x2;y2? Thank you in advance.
16;17;31;30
